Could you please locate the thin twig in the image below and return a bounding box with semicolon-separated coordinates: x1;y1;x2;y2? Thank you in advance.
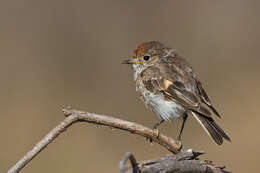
7;107;181;173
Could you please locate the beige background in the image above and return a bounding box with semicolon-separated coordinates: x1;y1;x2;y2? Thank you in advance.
1;0;259;172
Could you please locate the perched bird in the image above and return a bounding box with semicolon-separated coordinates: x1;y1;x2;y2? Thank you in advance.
122;41;231;145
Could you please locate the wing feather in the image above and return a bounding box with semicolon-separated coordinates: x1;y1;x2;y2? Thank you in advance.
195;77;221;118
140;65;212;118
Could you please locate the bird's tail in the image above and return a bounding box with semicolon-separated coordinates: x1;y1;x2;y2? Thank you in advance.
192;113;231;145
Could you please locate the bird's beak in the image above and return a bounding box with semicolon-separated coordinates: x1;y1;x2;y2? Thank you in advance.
122;58;144;64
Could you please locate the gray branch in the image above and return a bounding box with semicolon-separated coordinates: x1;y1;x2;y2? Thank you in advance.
6;107;229;173
119;151;229;173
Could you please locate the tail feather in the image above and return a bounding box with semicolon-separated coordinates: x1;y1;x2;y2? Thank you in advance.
210;120;231;142
209;105;221;118
192;113;231;145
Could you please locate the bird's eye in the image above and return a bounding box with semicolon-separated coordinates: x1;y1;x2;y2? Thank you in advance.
143;55;150;61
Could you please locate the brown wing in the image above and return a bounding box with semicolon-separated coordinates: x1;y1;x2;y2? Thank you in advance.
140;64;211;117
162;55;221;118
194;76;221;118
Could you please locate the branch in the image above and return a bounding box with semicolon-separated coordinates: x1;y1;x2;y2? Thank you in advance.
119;151;229;173
7;107;182;173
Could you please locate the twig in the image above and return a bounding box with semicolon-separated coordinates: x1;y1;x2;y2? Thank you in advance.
7;107;182;173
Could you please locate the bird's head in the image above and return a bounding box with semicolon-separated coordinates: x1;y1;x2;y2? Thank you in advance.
122;41;175;70
122;41;176;80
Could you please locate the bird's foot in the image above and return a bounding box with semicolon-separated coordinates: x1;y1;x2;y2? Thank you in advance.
176;140;183;151
147;129;160;143
153;129;160;138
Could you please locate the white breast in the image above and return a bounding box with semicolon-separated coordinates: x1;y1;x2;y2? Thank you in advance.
136;83;185;121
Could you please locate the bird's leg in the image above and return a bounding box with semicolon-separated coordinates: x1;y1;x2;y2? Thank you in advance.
152;119;165;129
152;119;165;139
177;114;188;141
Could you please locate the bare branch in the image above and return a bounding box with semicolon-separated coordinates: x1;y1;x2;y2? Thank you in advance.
120;151;229;173
7;107;229;173
7;107;182;173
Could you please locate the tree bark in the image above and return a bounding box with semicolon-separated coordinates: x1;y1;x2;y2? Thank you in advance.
119;151;229;173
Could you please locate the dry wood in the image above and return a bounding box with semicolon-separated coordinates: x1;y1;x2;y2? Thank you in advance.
119;151;229;173
6;107;229;173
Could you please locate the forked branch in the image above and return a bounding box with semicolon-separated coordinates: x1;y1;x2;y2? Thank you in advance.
7;107;228;173
7;107;181;173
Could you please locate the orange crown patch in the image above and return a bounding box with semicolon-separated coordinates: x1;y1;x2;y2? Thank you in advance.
134;43;147;58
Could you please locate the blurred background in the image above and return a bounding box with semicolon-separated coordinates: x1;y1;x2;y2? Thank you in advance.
1;0;259;172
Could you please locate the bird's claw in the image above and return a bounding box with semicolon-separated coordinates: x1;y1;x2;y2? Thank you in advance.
153;129;160;138
147;129;160;143
176;140;183;150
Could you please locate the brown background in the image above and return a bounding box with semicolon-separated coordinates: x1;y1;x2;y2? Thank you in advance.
1;0;259;172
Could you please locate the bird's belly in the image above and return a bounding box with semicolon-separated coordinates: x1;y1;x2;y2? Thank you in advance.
137;85;185;121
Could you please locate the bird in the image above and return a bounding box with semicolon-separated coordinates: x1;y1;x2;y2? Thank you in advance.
122;41;231;145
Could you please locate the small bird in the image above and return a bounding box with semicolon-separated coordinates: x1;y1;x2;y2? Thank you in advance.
122;41;231;145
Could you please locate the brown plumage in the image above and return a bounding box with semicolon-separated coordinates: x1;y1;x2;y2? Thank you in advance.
123;41;231;145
